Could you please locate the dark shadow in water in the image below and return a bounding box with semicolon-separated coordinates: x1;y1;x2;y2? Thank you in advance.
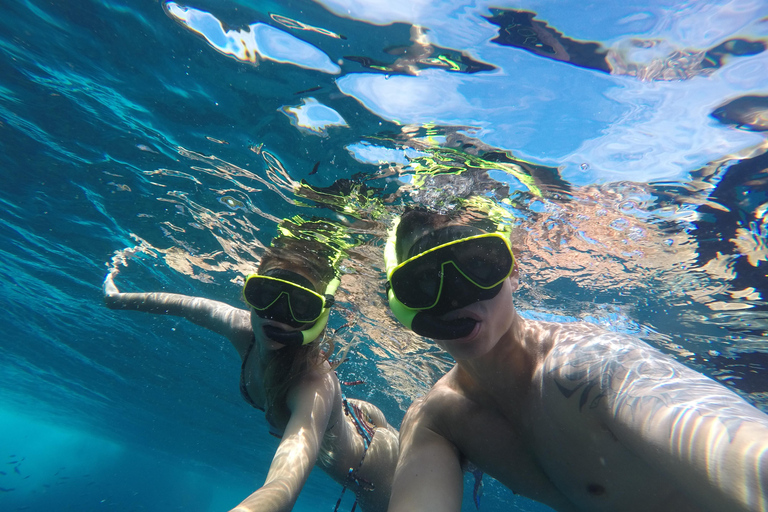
690;148;768;304
483;8;766;78
711;95;768;132
699;39;768;71
708;351;768;394
483;8;611;73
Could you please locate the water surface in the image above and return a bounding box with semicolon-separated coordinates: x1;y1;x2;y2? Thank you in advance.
1;1;767;511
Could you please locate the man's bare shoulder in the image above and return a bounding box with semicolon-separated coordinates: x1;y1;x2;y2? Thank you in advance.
401;367;501;443
538;322;691;396
406;369;469;423
526;320;686;382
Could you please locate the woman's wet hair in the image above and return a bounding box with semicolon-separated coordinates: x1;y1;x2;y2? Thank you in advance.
254;220;346;424
258;235;339;291
258;238;336;293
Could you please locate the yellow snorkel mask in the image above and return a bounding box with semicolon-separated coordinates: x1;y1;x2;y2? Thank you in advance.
243;268;341;347
384;211;515;340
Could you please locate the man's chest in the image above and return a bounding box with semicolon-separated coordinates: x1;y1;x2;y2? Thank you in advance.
441;385;695;512
520;384;697;511
438;395;569;507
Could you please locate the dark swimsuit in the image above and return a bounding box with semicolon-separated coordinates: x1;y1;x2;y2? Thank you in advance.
240;335;377;511
238;334;360;439
239;334;262;409
239;334;285;437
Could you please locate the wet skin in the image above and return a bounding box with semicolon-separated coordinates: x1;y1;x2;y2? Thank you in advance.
103;272;398;512
388;275;768;512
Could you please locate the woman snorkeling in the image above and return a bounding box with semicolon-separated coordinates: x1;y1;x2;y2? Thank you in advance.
103;228;398;512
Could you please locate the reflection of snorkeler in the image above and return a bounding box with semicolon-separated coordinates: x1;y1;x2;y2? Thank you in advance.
484;8;766;80
103;224;398;512
385;203;768;512
484;9;611;73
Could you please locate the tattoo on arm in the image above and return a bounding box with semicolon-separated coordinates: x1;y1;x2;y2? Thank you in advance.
545;329;764;440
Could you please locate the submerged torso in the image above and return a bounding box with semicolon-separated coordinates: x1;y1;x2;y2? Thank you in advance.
422;321;710;512
238;335;397;512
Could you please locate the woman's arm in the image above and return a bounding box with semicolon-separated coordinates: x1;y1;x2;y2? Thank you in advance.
103;272;252;343
230;372;336;512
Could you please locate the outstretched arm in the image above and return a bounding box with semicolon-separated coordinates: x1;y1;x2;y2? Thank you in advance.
103;272;252;344
611;356;768;512
230;372;337;512
549;333;768;512
387;398;464;512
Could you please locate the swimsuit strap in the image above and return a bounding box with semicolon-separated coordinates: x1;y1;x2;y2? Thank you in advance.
239;335;284;438
343;398;375;448
333;396;376;511
239;334;263;410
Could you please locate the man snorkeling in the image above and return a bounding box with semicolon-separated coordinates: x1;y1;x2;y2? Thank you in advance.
383;203;768;512
104;219;399;512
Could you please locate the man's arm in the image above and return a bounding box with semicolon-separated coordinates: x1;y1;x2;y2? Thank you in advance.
230;372;336;512
387;397;464;512
609;354;768;512
550;332;768;512
103;272;251;343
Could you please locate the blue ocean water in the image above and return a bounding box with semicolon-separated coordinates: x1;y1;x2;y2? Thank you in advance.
1;0;767;511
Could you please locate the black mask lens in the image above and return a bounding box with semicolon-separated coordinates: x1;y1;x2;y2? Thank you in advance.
390;235;512;310
243;272;324;325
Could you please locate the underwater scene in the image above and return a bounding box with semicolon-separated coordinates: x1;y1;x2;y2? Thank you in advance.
1;0;767;511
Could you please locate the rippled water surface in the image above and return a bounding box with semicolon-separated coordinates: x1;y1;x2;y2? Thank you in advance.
1;1;767;511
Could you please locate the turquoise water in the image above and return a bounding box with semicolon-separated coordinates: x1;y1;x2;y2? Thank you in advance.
1;0;767;511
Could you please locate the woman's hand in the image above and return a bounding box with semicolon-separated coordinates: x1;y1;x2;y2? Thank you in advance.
102;271;122;307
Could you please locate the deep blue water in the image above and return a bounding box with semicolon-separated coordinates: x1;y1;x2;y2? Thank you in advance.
1;0;767;511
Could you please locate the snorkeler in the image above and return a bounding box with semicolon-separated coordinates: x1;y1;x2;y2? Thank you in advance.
383;203;768;512
103;230;398;512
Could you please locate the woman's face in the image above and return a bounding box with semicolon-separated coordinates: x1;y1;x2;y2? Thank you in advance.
250;313;299;350
249;265;325;350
